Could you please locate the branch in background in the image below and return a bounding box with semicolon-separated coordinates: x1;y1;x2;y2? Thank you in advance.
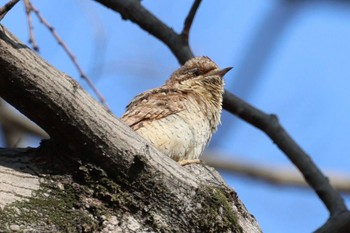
203;155;350;193
24;0;110;111
181;0;202;41
23;0;39;51
222;92;347;215
0;99;49;147
0;0;20;21
93;0;350;230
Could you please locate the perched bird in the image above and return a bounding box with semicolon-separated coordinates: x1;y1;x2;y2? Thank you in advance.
121;56;232;165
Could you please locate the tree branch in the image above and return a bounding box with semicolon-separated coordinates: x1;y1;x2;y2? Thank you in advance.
94;0;193;64
23;0;39;51
0;98;49;147
181;0;202;40
315;211;350;233
0;0;20;21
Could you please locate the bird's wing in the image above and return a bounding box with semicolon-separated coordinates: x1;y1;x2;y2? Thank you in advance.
121;88;187;130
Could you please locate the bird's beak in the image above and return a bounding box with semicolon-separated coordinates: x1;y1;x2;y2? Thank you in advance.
214;67;233;77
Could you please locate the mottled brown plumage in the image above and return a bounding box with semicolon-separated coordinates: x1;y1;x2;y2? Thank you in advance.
121;56;232;163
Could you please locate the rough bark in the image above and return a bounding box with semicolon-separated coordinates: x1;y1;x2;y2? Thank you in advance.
0;25;261;232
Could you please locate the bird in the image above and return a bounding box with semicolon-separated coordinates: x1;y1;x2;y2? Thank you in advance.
121;56;232;165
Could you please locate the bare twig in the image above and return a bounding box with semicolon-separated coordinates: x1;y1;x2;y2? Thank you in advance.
28;1;110;111
94;0;349;222
181;0;202;40
0;0;20;21
23;0;39;51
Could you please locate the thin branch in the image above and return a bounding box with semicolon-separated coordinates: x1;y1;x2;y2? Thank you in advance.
203;155;350;193
94;0;348;219
181;0;202;41
23;0;39;51
0;0;20;21
94;0;193;64
28;1;111;111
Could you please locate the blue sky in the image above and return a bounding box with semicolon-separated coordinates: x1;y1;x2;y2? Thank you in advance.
3;1;350;232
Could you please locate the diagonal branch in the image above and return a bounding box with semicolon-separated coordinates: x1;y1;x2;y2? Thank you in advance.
93;0;348;221
23;0;39;51
181;0;202;41
0;0;20;21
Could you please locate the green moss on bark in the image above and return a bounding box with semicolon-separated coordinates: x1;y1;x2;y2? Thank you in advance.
193;186;243;233
0;179;98;232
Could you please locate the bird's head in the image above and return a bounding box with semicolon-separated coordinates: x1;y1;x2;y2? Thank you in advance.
165;56;232;94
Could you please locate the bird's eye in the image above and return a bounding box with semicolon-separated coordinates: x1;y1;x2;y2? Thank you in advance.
186;68;201;76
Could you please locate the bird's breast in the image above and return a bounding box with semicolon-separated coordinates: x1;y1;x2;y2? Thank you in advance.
135;100;214;161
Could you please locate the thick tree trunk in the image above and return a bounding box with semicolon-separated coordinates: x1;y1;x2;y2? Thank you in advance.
0;25;261;232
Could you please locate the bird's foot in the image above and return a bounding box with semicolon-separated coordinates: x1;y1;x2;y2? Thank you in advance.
178;159;201;166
